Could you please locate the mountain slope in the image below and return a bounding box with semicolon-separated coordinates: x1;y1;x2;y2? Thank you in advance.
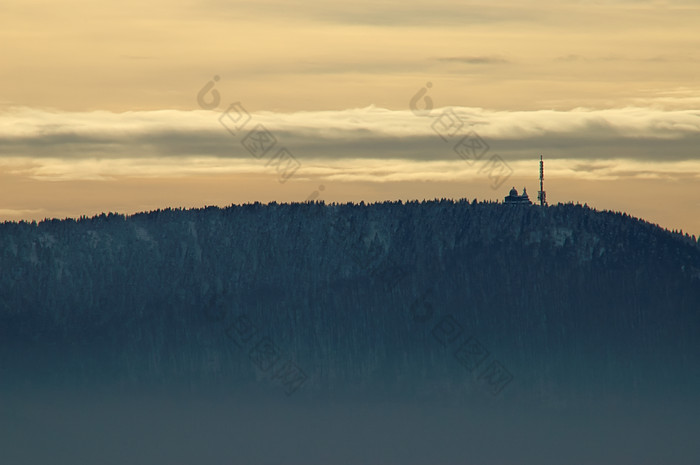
2;200;700;464
1;200;698;399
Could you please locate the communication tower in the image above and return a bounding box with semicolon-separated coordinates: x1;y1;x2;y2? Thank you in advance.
537;155;547;206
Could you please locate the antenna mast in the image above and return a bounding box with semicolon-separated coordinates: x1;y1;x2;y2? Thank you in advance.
537;155;547;206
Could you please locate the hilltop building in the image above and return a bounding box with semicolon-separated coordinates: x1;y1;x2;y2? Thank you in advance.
504;187;532;205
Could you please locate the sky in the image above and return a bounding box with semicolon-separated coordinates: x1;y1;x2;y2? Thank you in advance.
1;0;699;235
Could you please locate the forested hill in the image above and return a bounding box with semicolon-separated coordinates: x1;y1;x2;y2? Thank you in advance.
1;200;699;402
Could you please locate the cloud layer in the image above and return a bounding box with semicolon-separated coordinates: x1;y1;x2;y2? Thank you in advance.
1;106;698;182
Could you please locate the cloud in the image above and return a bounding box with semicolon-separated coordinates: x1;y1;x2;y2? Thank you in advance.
2;106;699;166
554;54;586;62
2;154;699;185
0;208;45;217
436;56;510;64
199;0;540;27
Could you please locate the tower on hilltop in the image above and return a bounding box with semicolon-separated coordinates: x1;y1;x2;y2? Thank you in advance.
537;155;547;207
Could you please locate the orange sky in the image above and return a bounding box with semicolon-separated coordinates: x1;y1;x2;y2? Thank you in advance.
1;0;699;235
